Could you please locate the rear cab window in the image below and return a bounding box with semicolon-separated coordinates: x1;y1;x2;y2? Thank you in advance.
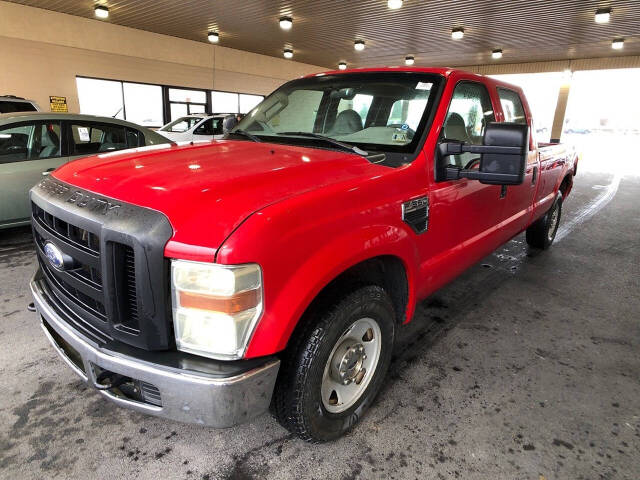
497;87;535;151
497;88;527;124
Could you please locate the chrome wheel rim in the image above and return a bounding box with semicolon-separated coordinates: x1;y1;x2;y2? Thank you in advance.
321;317;382;414
548;205;559;241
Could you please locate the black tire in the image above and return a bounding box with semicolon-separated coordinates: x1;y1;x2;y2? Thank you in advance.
272;285;396;442
526;193;562;249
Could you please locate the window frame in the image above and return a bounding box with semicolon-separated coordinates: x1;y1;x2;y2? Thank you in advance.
443;80;497;143
495;86;535;151
496;87;527;125
436;79;498;177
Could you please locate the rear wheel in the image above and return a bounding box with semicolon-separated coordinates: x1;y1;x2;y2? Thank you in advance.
273;285;395;442
526;193;562;249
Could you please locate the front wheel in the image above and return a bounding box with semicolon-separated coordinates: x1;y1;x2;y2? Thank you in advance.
526;193;562;249
272;285;395;442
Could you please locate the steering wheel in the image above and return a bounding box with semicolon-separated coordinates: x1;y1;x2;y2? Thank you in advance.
464;158;481;170
387;124;416;139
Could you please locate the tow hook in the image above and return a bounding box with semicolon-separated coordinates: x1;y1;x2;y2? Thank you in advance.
95;370;130;391
27;302;36;312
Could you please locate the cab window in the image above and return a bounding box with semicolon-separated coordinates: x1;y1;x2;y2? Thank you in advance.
497;88;527;124
443;81;495;168
0;122;61;164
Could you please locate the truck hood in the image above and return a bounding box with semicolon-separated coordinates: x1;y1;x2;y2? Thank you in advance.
52;140;387;254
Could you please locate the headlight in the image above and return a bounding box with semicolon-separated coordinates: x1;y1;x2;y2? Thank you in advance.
171;260;263;360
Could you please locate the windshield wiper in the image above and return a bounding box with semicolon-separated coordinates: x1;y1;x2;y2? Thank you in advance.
227;129;262;142
277;131;369;157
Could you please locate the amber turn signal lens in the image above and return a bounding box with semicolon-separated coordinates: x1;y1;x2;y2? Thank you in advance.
178;289;259;314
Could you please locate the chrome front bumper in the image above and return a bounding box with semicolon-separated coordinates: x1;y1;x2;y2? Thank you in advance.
30;273;280;428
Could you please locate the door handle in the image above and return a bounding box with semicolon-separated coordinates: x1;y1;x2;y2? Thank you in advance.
532;166;538;185
42;168;55;176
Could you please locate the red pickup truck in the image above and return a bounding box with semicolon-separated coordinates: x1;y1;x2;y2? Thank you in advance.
29;67;576;442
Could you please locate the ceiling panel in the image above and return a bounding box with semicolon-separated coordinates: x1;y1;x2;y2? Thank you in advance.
7;0;640;68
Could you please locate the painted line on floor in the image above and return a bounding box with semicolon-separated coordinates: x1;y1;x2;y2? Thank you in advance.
555;171;622;242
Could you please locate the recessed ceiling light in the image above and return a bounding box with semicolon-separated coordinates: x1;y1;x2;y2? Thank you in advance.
94;5;109;19
451;27;464;40
612;38;624;50
283;48;294;59
492;49;503;59
354;40;365;51
388;0;403;9
405;56;415;65
279;16;293;30
208;31;219;43
338;62;347;70
595;8;611;24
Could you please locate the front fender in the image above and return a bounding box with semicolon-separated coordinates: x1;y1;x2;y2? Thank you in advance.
219;217;419;358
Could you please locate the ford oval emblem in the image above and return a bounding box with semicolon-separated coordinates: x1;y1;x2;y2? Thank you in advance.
44;242;65;271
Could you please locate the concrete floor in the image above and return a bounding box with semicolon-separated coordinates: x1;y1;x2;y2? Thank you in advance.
0;141;638;479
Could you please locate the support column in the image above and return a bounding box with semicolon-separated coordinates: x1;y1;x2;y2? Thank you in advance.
550;73;572;143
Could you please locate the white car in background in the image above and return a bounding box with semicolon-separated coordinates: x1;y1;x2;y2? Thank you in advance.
156;114;236;142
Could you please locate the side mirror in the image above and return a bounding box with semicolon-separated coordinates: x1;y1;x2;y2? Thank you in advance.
438;122;529;185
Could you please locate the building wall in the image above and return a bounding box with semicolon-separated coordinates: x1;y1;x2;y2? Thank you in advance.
0;1;326;113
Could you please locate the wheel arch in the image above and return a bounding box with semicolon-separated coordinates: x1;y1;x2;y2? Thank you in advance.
559;173;573;198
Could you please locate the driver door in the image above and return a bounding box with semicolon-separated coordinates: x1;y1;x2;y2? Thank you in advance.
422;81;506;289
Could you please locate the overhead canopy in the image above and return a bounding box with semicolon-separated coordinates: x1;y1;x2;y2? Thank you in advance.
8;0;640;67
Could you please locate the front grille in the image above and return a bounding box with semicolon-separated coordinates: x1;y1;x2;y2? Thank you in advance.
112;244;140;333
31;177;174;351
33;203;100;253
32;204;108;324
37;246;107;318
32;202;140;340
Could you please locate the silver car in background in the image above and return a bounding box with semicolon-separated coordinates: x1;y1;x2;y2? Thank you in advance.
0;112;171;229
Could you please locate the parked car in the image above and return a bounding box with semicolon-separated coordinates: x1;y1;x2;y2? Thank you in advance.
29;68;577;442
0;95;40;113
156;114;233;142
0;112;171;229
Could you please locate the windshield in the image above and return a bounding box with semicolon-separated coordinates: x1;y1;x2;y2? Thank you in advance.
161;116;204;133
232;72;442;163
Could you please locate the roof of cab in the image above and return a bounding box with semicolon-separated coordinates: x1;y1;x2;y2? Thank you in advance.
304;66;465;78
302;66;524;94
